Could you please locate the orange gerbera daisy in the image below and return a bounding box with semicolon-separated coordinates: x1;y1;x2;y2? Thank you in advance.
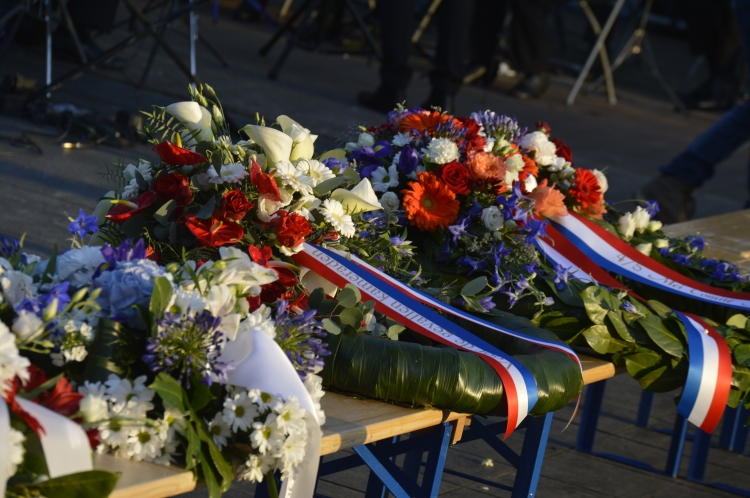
402;172;460;231
522;154;538;177
568;168;602;209
398;110;452;134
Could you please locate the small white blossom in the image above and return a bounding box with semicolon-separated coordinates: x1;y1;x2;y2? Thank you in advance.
207;163;249;184
274;160;314;195
654;238;670;249
635;243;653;256
519;131;557;166
207;412;232;449
295;159;335;186
250;413;285;455
370;165;400;192
126;425;164;462
391;132;413;147
12;310;44;341
320;199;356;238
274;396;307;436
0;322;30;396
105;375;155;418
425;138;459;164
223;390;259;433
238;454;275;483
647;220;663;232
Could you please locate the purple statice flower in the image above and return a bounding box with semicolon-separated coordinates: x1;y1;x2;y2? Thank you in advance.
644;200;660;217
274;299;330;380
553;264;570;291
448;216;472;244
144;310;231;389
397;145;419;176
621;301;638;314
68;209;99;238
322;156;346;173
458;256;487;275
100;239;147;267
470;111;526;144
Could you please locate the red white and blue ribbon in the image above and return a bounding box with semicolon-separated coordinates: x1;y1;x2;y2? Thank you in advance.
537;219;733;433
548;213;750;311
293;243;545;435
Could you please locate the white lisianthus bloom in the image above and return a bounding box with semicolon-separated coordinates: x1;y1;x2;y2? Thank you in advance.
223;390;259;433
207;163;249;185
12;310;44;341
370;165;400;192
505;154;525;173
57;246;106;288
425;137;459;164
288;194;321;221
632;206;651;233
647;220;663;232
391;132;413;147
273;160;314;195
481;206;505;231
256;196;281;223
277;115;317;162
380;192;400;213
0;321;30;396
330;178;382;214
617;212;636;239
592;169;609;194
635;243;653;256
7;428;25;477
80;391;110;423
519;131;557;166
345;132;375;151
320;199;356;237
166;101;214;144
295;159;335;186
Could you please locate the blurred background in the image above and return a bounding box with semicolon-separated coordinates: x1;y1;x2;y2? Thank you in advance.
0;0;747;254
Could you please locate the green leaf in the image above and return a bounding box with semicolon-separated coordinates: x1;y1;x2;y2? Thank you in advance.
621;350;687;392
461;276;488;297
191;383;215;412
345;283;361;303
637;315;685;357
28;470;119;498
154;200;177;226
150;276;174;320
581;286;619;325
196;196;216;219
387;324;405;340
734;344;750;367
582;325;630;354
606;310;644;343
646;300;674;318
322;318;342;335
313;176;346;197
318;149;347;161
337;287;359;308
727;314;748;329
120;214;149;239
538;314;584;343
19;372;63;400
41;244;58;284
338;307;364;329
307;288;326;312
318;299;339;316
150;372;188;411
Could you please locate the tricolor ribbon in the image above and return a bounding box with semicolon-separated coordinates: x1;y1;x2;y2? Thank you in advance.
294;242;581;435
536;221;733;433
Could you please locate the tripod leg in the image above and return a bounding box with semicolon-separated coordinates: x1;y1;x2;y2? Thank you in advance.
267;0;320;79
343;0;382;59
138;1;176;88
198;35;230;67
259;0;314;57
59;0;88;64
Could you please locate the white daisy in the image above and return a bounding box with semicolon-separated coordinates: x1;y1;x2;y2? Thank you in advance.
222;390;259;433
207;163;249;184
7;428;25;477
274;396;307;436
0;321;30;396
250;413;286;455
425;137;459;164
277;433;307;478
238;454;275;483
391;132;413;147
319;199;355;237
126;425;164;462
295;159;335;186
370;165;400;192
273;160;314;195
207;412;232;449
105;375;155;418
248;389;280;413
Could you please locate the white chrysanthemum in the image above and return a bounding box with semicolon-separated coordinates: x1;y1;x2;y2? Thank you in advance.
274;396;307;435
223;390;259;433
273;160;314;195
370;165;400;192
379;192;400;214
425;137;459;164
7;427;25;477
239;305;276;339
248;389;280;413
121;179;141;199
250;413;286;455
305;374;326;425
0;322;29;396
105;375;155;418
208;412;231;449
123;160;153;184
207;163;249;184
238;454;275;483
505;154;525;173
391;132;413;147
288;194;321;221
519;131;557;166
278;434;307;478
126;425;164;462
296;159;335;186
320;199;355;237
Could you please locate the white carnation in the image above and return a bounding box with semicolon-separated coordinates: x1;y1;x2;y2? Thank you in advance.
391;132;413;147
632;206;651;233
520;131;557;166
505;154;525;173
617;213;636;240
425;138;459;164
592;169;608;194
207;163;249;184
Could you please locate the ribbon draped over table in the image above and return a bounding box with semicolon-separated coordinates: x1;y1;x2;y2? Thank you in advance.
537;217;733;433
293;242;582;437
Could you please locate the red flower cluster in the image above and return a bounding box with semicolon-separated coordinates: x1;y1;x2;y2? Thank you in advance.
221;189;255;222
107;190;159;223
155;173;192;206
153;141;208;166
185;214;244;247
272;211;312;248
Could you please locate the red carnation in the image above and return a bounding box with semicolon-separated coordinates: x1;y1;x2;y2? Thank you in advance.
273;211;312;248
185;214;244;247
250;160;282;202
553;138;573;164
456;117;487;154
569;168;602;209
221;189;255;222
437;161;471;195
248;244;299;288
106;190;159;223
155;173;193;206
153;141;208;166
536;121;551;134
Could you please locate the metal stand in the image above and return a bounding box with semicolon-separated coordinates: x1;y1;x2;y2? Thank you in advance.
258;0;382;80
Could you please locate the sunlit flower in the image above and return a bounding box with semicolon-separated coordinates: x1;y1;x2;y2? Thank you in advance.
402;172;460;231
320;199;356;237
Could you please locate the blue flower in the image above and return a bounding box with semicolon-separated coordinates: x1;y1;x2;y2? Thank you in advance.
553;264;570;291
397;145;419;176
322;156;346;173
390;236;405;246
44;281;71;312
68;209;99;238
644;200;660;217
448;217;472;244
275;299;330;380
467;199;484;217
621;301;638;314
687;236;706;252
458;256;487;275
710;262;737;281
658;247;671;258
491;243;510;266
94;259;171;320
672;253;692;266
101;239;147;267
524;218;548;243
0;235;21;260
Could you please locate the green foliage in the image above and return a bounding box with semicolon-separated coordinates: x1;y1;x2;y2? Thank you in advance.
8;471;120;498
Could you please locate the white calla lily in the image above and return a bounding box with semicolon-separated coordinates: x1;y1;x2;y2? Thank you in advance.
299;267;339;297
331;178;382;214
277;115;317;162
242;125;293;165
166;102;214;144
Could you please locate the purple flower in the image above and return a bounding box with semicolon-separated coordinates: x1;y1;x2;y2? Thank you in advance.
390;236;405;246
467;199;484;217
644;200;660;217
0;235;21;260
524;218;548;243
672;253;692;266
322;157;346;173
100;239;147;267
621;301;638;314
274;299;330;380
458;256;487;275
553;264;570;291
397;145;419;176
448;217;472;244
710;262;737;281
687;236;706;252
68;209;99;238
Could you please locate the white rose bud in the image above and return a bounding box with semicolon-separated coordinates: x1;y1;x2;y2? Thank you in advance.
632;206;651;233
647;220;663;232
592;169;608;194
635;243;653;256
617;212;636;240
481;206;505;231
358;132;375;148
79;394;109;423
380;192;400;213
654;238;670;249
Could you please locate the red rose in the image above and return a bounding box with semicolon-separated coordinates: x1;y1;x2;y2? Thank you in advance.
153;141;208;166
553;138;573;164
221;189;255;222
273;212;312;248
155;173;193;206
438;161;471;195
185;214;244;247
250;160;282;202
106;190;159;223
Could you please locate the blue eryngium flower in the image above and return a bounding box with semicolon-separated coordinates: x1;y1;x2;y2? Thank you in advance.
68;209;99;238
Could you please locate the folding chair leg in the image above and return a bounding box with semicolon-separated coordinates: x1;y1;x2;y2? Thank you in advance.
665;413;688;478
688;429;712;482
511;412;554;498
420;423;452;498
719;406;741;450
636;391;655;428
576;381;606;453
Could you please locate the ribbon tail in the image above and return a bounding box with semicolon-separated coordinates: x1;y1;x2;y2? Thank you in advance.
0;399;9;496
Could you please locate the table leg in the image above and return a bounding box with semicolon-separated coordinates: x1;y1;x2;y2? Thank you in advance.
576;381;606;453
719;406;740;450
636;390;655;428
665;413;688;478
511;412;554;498
688;428;712;482
420;423;452;498
731;405;750;454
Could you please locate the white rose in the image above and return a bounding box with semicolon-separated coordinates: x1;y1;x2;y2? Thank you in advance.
592;169;608;194
166;101;214;144
635;243;653;256
647;220;663;232
654;238;670;249
617;213;636;239
380;192;400;213
256;196;281;223
505;154;524;173
357;132;375;148
79;394;109;423
12;310;44;341
481;206;504;231
632;206;651;233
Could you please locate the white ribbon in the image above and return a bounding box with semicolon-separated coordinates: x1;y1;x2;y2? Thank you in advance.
222;330;320;498
0;400;9;496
